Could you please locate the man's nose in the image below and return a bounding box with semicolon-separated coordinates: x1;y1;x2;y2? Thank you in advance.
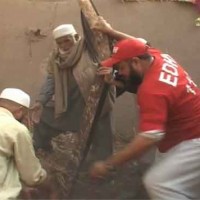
60;43;66;49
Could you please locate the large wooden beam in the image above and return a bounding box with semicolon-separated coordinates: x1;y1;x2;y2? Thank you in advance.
35;1;112;199
78;0;111;60
77;0;111;152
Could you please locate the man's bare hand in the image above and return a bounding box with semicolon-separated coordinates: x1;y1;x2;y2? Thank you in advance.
30;102;43;124
21;111;33;131
20;186;38;199
90;161;111;179
97;67;114;84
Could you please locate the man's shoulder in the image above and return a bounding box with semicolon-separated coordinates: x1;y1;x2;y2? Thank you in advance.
138;72;171;99
7;118;28;133
0;116;29;142
140;51;181;94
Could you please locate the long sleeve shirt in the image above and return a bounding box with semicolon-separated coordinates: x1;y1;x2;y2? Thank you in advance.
0;107;46;199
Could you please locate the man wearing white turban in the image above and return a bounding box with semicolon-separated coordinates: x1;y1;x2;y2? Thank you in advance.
31;24;115;161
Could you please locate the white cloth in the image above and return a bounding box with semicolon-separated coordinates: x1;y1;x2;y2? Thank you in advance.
143;138;200;200
0;107;46;200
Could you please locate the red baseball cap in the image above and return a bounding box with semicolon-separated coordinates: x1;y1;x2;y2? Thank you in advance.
101;39;149;67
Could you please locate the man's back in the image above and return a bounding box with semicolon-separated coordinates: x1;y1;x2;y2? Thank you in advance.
0;107;46;199
0;107;25;199
138;49;200;152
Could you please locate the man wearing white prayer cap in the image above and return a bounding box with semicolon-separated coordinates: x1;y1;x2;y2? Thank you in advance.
52;24;79;55
0;88;47;199
32;22;115;162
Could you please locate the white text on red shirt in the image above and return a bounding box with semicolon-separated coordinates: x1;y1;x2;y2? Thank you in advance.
159;54;179;87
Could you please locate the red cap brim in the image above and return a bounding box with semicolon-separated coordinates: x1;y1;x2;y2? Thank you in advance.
101;57;121;68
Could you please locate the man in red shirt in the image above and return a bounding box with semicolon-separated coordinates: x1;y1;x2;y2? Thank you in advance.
90;31;200;198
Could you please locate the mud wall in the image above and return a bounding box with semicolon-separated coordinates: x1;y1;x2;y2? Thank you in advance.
0;0;199;136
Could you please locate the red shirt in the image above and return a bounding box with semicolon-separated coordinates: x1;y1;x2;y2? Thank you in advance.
138;48;200;152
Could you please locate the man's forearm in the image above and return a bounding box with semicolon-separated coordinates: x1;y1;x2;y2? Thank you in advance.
105;135;157;167
37;75;55;105
15;130;47;186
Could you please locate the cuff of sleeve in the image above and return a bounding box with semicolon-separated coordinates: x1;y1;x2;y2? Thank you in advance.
139;130;165;141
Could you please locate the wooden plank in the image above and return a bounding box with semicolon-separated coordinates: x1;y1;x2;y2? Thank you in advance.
78;0;111;60
77;0;111;157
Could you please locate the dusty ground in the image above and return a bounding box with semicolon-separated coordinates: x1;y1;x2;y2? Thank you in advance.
0;0;199;199
70;135;151;199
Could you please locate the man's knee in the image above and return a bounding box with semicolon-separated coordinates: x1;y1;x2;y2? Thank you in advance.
143;167;181;200
143;169;157;192
143;167;165;197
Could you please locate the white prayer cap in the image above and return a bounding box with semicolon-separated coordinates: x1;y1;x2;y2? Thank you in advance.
0;88;30;108
53;24;77;39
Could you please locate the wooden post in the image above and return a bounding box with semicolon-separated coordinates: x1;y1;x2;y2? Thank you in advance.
77;0;111;153
77;0;111;60
35;1;112;199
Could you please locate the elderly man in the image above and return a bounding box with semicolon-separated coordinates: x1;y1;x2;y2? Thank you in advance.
32;24;115;160
90;27;200;199
0;88;46;199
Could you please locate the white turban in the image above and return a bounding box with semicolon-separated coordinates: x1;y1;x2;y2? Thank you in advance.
53;24;77;39
0;88;30;108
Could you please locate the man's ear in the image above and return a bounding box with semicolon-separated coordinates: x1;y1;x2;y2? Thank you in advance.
16;106;23;115
12;106;23;120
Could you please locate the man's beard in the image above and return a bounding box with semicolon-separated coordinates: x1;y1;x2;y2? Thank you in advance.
58;48;72;59
129;66;143;85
